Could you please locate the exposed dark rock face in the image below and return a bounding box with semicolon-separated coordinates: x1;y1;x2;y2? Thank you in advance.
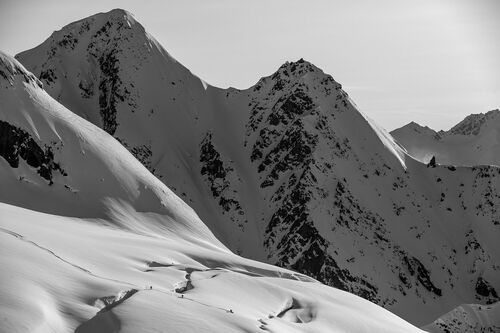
476;277;499;302
200;132;228;197
114;137;160;179
78;79;94;98
200;132;246;228
130;144;154;173
401;254;442;296
97;52;120;134
268;89;314;126
265;167;379;302
39;69;57;85
427;156;436;168
0;121;65;184
87;20;134;135
247;61;385;302
257;120;317;188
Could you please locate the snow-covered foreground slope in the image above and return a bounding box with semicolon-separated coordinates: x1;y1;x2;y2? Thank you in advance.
15;9;500;327
1;202;424;333
0;51;424;332
391;109;500;166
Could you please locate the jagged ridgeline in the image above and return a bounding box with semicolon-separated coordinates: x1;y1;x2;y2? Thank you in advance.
15;9;500;326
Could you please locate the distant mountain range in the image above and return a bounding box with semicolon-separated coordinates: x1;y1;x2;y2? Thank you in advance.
1;8;499;333
392;109;500;166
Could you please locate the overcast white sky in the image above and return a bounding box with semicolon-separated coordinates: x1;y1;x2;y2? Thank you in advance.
1;0;498;131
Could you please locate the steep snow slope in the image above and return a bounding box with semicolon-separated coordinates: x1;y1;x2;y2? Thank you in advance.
0;51;219;246
0;52;424;333
391;109;500;166
15;8;264;258
16;9;500;326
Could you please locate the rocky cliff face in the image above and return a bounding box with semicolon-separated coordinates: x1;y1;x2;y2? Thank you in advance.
0;120;65;184
0;53;66;185
15;10;500;326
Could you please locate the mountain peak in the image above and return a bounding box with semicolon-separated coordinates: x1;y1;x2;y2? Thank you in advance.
16;7;148;65
448;109;500;136
403;121;436;132
103;8;134;17
88;8;138;27
253;58;341;96
390;121;441;142
279;58;315;72
273;58;330;80
63;8;137;30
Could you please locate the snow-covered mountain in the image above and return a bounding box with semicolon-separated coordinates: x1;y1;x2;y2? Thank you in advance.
391;109;500;166
423;302;500;333
14;9;500;329
0;52;426;332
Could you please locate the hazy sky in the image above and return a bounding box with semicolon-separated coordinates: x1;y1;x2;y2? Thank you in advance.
1;0;498;131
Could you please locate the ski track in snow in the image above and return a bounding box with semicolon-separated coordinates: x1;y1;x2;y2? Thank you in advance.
0;226;253;321
1;223;313;324
0;226;138;288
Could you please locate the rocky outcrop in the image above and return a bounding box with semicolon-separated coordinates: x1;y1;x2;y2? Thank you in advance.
87;19;134;134
200;132;246;229
0;120;65;184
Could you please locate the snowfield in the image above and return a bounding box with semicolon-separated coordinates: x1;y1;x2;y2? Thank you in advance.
0;202;423;333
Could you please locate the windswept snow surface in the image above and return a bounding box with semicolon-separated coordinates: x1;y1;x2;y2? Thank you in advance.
391;109;500;166
0;203;423;333
14;9;500;327
0;51;425;333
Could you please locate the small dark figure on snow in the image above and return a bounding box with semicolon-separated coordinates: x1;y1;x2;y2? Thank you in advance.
427;156;436;168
